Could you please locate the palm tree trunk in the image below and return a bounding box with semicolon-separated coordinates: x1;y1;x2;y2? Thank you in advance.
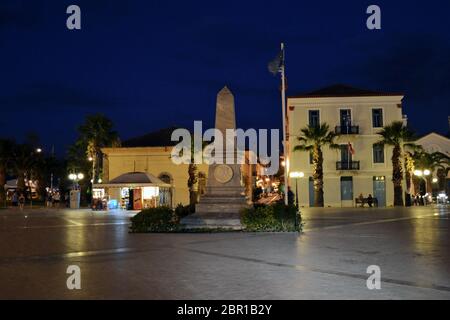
313;146;324;207
188;163;198;206
392;145;404;206
404;153;413;207
425;176;433;197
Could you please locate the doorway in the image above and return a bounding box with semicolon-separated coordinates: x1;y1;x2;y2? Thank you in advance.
373;176;386;207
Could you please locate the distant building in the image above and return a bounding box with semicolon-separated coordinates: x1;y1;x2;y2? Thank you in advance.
415;132;450;195
287;84;405;207
415;132;450;157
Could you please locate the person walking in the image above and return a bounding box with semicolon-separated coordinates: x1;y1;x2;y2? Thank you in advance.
12;191;18;207
18;193;25;210
53;192;60;208
46;192;53;208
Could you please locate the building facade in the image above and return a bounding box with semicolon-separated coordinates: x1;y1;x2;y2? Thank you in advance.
100;146;208;208
415;132;450;195
97;128;258;209
287;85;405;207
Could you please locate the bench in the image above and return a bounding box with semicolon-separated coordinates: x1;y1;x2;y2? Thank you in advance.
355;197;378;207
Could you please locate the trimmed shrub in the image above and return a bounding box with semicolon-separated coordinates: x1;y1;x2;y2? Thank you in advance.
174;203;195;220
241;203;301;232
130;206;179;233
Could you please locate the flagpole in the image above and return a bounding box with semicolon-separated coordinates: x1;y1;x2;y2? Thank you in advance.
280;42;288;206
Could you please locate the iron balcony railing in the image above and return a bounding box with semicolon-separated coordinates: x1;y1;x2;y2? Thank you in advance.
336;161;360;170
335;125;359;134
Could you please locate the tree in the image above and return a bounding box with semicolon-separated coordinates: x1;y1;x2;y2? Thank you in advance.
0;139;14;205
76;114;121;182
293;123;340;207
377;121;415;206
413;151;449;195
11;143;38;195
403;144;423;206
187;134;209;206
68;114;120;204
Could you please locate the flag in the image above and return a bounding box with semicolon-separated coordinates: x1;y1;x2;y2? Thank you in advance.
348;142;355;155
268;49;284;75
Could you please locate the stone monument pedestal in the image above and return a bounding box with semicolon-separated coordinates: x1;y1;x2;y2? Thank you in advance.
181;86;249;230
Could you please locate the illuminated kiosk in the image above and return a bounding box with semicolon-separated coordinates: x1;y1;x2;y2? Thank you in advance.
93;172;172;210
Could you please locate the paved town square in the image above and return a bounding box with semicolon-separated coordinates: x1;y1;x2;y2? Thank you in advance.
0;206;449;299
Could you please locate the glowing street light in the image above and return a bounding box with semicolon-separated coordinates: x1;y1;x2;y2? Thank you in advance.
289;171;305;179
432;178;438;183
423;169;431;176
69;172;84;190
36;148;42;153
414;170;423;177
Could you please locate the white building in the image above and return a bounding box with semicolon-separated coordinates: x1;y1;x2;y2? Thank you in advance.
415;132;450;158
415;131;450;194
287;84;406;207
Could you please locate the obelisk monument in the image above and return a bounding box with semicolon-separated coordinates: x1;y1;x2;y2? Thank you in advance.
182;86;248;229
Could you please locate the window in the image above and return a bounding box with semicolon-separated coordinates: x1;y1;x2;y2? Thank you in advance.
340;144;352;163
340;109;352;127
372;109;383;128
309;110;320;127
340;177;353;201
373;144;384;163
309;150;314;164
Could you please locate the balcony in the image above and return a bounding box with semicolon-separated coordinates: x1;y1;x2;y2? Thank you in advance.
335;125;359;134
336;161;360;170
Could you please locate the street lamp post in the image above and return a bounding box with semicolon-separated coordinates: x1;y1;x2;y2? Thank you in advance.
68;173;84;189
414;169;432;204
289;171;305;208
68;172;84;209
289;171;304;231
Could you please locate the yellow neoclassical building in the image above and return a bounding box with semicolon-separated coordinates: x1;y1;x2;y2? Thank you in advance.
287;84;406;207
95;127;256;210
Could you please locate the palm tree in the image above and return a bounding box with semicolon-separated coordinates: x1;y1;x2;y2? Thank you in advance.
75;114;121;183
413;151;449;195
293;123;340;207
377;121;415;206
404;144;423;206
187;134;209;206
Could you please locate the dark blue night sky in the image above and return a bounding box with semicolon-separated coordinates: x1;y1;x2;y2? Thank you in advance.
1;0;449;155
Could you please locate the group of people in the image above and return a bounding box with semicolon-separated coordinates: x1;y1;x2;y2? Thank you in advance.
358;193;375;207
46;191;59;207
412;193;429;206
10;191;26;210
